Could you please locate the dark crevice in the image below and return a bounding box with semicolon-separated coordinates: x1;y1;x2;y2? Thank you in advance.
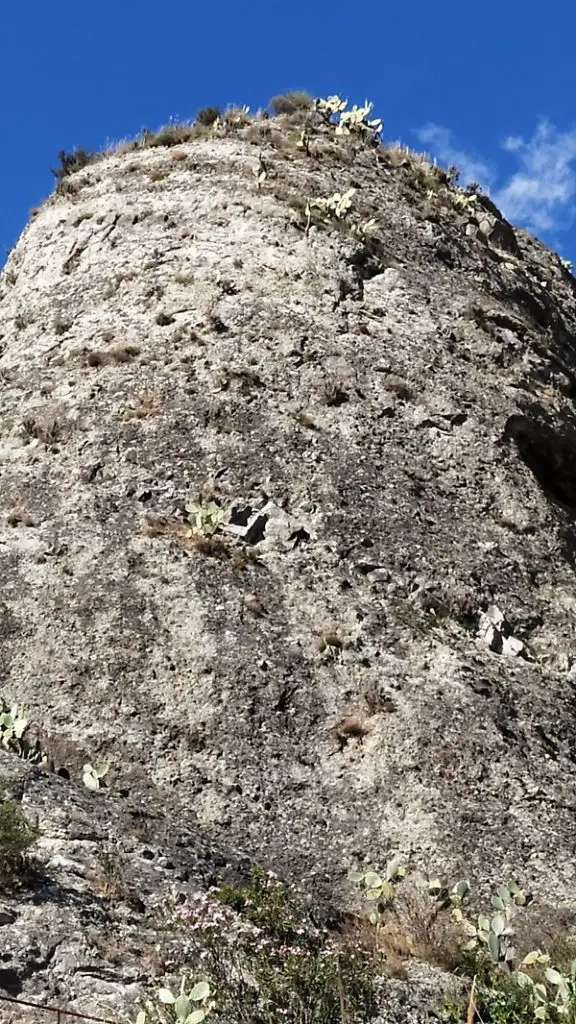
503;413;576;509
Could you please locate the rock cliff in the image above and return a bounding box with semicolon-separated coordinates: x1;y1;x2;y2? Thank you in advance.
2;100;576;1019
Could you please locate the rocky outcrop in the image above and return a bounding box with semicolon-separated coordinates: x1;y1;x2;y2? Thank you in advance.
2;108;576;1013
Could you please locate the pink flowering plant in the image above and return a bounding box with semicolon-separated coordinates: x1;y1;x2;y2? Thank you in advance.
162;868;382;1024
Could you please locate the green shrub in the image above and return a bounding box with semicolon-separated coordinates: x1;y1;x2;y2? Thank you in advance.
441;970;536;1024
171;868;382;1024
51;148;98;183
0;788;39;889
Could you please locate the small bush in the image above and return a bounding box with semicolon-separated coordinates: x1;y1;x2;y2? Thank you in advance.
170;868;382;1024
440;966;536;1024
195;106;221;127
0;788;39;889
270;91;313;115
146;124;197;148
51;148;98;184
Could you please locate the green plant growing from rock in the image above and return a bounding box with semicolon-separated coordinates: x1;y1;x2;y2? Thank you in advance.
0;702;29;751
440;970;536;1024
184;502;226;538
348;859;406;925
463;908;515;966
214;105;251;130
427;877;471;913
337;101;382;139
0;698;45;764
315;95;348;119
458;884;527;967
306;188;356;224
296;127;311;155
351;216;378;238
304;189;378;240
305;188;357;237
510;952;576;1022
491;882;528;911
137;978;212;1024
453;191;478;211
441;947;576;1024
315;95;382;140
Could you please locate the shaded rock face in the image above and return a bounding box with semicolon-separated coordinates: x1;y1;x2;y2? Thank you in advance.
2;115;576;1005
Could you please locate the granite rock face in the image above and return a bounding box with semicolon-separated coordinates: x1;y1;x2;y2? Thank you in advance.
2;112;576;1012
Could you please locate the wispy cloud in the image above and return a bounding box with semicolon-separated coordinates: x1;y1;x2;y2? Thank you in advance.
414;119;576;237
493;121;576;232
415;123;496;190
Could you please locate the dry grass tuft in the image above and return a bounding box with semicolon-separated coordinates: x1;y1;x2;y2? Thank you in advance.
387;886;470;973
144;514;261;567
85;343;140;367
14;312;32;330
323;380;349;407
155;311;175;326
269;91;314;115
511;901;576;968
190;534;231;559
144;516;232;559
21;413;70;448
341;885;470;978
144;515;189;541
141;122;203;148
52;148;100;186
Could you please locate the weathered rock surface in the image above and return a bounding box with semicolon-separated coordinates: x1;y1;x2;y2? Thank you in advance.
2;111;576;1012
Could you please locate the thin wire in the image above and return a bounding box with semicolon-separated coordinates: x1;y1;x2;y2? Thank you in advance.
0;993;118;1024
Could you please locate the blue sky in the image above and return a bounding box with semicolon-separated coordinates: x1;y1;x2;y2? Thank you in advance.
2;0;576;265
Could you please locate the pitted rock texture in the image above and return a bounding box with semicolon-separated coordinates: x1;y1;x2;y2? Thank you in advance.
2;115;576;960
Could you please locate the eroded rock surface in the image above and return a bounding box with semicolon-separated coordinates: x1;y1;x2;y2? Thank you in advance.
2;112;576;1013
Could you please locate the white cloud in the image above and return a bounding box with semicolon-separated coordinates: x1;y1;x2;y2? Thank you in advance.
414;119;576;236
501;135;523;153
414;123;496;189
493;121;576;233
